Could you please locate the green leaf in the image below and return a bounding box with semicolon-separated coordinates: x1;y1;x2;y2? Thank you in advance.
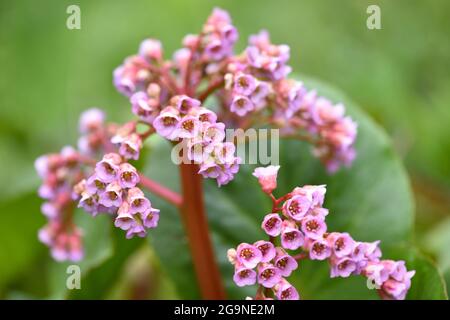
0;193;45;295
143;76;446;299
423;217;450;272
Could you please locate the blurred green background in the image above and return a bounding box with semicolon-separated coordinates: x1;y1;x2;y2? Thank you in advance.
0;0;449;299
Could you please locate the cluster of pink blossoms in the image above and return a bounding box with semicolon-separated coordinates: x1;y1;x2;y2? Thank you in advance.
153;95;240;186
114;8;356;174
228;166;415;300
36;8;358;267
36;146;85;261
36;107;159;260
75;152;159;239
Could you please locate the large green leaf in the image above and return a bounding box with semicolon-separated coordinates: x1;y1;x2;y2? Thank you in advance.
0;193;45;296
143;76;447;299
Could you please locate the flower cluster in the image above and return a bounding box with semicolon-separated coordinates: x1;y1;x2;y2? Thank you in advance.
274;79;357;172
77;108;108;156
35;146;84;261
111;122;143;160
153;95;241;186
113;8;357;175
36;8;360;268
229;166;415;300
363;260;415;300
75;153;160;239
113;39;163;98
197;8;238;62
225;72;270;117
228;242;299;300
218;29;357;171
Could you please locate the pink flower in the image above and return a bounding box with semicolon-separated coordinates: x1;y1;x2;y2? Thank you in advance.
254;240;276;263
114;202;135;230
78;191;99;215
300;216;327;240
175;116;201;139
283;194;311;221
274;279;300;300
280;221;304;250
230;95;254;116
309;239;331;261
118;133;142;160
330;257;357;278
142;208;160;229
79;108;104;134
86;174;107;195
274;248;298;277
127;187;150;214
328;232;355;258
99;182;123;208
139;39;162;61
118;163;140;189
130;91;159;123
233;73;257;96
236;243;263;268
95;153;122;183
153;107;180;140
172;95;201;114
261;213;282;237
257;263;281;288
252;165;280;194
233;264;257;287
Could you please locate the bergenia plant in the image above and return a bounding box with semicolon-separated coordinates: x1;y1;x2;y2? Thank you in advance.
35;8;414;300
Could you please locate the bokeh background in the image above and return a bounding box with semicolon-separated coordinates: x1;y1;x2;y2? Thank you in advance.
0;0;449;299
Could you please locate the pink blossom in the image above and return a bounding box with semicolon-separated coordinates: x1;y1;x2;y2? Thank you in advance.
252;165;280;194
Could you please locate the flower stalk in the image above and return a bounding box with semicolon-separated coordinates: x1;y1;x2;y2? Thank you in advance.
179;163;226;299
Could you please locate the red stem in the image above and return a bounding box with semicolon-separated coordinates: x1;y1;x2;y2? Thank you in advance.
198;78;225;102
139;174;183;208
179;163;226;299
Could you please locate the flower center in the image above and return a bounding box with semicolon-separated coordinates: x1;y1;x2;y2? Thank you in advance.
258;243;270;256
284;231;297;241
261;268;275;280
335;238;345;251
288;201;300;214
239;269;250;278
265;218;278;230
276;257;288;269
313;242;325;255
103;163;115;174
163;117;176;126
306;220;319;232
108;191;118;200
240;248;254;260
95;179;105;190
122;171;133;182
182;120;194;131
281;288;292;300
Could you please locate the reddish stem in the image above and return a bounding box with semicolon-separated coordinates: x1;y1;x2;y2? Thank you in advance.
198;78;225;102
139;174;183;208
292;252;308;261
179;163;226;299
